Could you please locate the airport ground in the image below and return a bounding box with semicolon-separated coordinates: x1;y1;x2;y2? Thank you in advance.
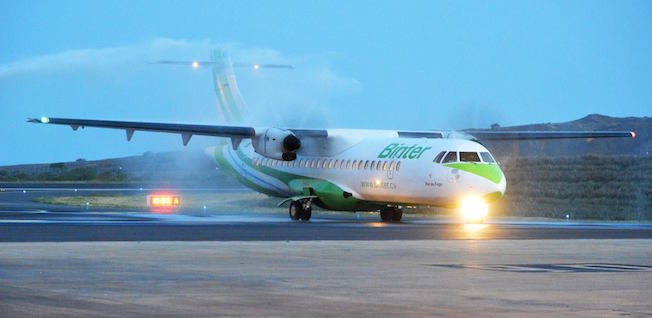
1;184;651;317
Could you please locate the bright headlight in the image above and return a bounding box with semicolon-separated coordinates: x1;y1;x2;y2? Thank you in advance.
459;196;488;223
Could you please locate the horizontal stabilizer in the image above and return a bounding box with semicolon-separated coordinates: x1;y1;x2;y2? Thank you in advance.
149;60;293;69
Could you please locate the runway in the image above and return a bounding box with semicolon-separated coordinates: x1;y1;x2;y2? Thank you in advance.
1;184;651;317
1;184;651;242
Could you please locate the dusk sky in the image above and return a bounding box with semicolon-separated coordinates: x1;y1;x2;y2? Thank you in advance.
1;1;650;165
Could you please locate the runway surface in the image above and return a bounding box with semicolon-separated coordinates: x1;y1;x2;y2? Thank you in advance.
1;184;651;242
2;184;651;317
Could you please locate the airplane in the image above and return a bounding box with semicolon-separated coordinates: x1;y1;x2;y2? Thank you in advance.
28;50;635;223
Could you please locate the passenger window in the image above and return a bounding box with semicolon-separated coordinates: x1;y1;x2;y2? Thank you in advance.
396;161;401;171
364;160;369;170
317;159;322;168
346;160;351;169
433;151;446;163
382;161;388;171
358;160;363;170
389;161;395;171
352;160;358;170
442;152;458;163
370;160;375;170
328;159;333;169
460;152;481;162
334;159;339;168
321;160;326;169
480;152;495;163
310;160;315;168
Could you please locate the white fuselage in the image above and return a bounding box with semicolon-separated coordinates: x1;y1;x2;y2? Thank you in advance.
211;129;506;211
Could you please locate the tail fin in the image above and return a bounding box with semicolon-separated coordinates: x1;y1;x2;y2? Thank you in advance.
149;50;292;125
210;50;247;124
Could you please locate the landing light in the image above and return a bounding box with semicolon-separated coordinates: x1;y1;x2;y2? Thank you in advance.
631;131;636;138
459;196;488;223
40;116;49;123
191;61;199;69
253;64;260;70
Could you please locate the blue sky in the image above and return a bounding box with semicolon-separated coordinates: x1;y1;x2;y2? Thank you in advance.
1;0;650;165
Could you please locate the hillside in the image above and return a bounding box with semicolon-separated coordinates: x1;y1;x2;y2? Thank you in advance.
0;150;240;188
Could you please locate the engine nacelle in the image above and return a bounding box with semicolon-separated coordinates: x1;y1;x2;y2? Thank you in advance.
252;128;301;161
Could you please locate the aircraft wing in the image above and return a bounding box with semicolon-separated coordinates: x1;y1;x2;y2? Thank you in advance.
28;116;257;147
27;116;329;147
464;130;635;140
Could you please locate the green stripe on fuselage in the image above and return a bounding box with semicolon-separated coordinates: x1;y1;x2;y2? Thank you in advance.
444;163;503;184
228;145;382;211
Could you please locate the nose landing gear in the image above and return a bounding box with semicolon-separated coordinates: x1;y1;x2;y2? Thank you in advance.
379;207;403;222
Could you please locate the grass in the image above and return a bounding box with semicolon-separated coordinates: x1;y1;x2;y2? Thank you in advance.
32;192;285;212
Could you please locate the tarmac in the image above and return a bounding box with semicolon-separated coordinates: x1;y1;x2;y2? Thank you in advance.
0;184;650;317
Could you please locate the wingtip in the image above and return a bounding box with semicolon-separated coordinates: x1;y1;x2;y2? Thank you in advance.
27;116;49;123
631;131;636;138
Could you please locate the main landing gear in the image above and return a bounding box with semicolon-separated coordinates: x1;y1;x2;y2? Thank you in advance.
379;207;403;222
289;199;312;221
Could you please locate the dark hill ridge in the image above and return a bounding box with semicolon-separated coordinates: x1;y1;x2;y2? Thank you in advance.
478;114;650;158
0;150;240;188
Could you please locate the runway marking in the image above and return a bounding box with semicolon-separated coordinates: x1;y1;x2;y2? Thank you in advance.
427;263;652;273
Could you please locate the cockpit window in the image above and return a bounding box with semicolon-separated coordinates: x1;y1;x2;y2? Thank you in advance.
441;151;458;163
480;152;495;163
433;151;446;163
460;152;481;162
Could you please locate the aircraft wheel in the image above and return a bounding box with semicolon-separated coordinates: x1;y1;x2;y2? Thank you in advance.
289;201;302;220
391;209;403;222
300;207;312;221
380;210;393;222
